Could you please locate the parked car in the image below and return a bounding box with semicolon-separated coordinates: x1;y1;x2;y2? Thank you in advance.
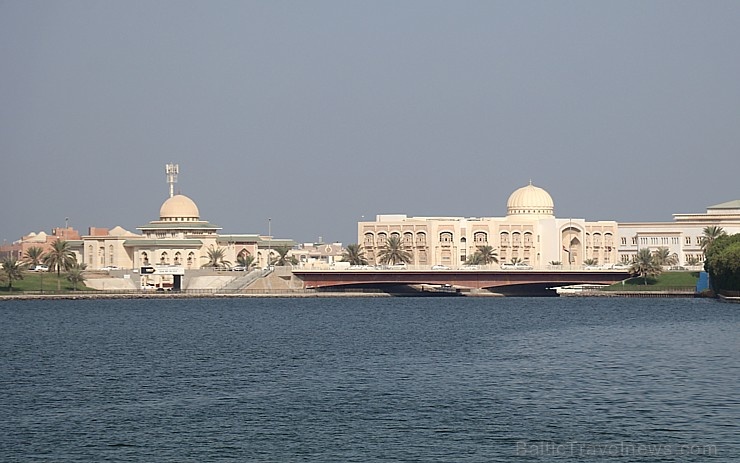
500;262;533;270
612;263;631;270
30;265;49;272
431;265;450;270
231;265;246;271
101;265;119;271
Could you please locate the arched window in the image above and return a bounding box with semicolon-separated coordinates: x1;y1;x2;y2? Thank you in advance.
364;233;374;246
416;232;426;245
474;232;487;244
439;232;453;243
512;232;521;247
500;232;510;247
160;251;168;264
377;232;388;245
142;252;149;265
109;245;114;265
88;245;94;265
174;251;181;265
403;232;413;246
523;232;533;247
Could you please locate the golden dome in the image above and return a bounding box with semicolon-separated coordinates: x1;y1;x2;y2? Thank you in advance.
506;182;554;216
159;194;200;221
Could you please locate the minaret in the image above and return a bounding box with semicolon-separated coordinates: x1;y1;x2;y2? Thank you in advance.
165;163;179;198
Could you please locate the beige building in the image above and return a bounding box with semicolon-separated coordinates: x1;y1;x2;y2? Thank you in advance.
358;182;618;269
80;193;293;272
617;200;740;266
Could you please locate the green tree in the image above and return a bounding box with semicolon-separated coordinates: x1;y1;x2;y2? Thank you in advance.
685;255;702;266
377;235;412;265
1;256;24;291
23;246;45;268
583;258;599;266
630;248;662;285
465;253;484;265
43;240;77;290
466;245;498;266
341;244;368;266
652;247;678;267
237;253;256;270
700;225;726;253
66;263;87;291
271;244;297;266
704;233;740;292
201;246;231;269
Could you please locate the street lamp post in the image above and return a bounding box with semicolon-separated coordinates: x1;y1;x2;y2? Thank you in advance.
268;218;272;269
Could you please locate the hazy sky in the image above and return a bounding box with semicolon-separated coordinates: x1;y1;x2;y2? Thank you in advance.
2;1;738;245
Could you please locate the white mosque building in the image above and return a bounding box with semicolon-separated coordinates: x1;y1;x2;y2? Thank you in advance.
79;194;292;273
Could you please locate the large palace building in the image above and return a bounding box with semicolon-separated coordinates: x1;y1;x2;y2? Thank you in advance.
358;183;740;269
358;182;618;269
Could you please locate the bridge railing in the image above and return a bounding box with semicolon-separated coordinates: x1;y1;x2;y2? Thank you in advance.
295;265;632;272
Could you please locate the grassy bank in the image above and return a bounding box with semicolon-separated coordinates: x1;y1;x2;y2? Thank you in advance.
0;271;93;293
604;271;699;292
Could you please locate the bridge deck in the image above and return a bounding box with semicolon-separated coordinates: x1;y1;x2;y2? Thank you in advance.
293;269;630;290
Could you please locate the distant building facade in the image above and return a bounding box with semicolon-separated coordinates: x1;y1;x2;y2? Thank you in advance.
616;200;740;265
358;183;618;268
359;183;740;269
78;194;294;270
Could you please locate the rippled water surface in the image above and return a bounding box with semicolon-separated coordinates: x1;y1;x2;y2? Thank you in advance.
1;297;738;462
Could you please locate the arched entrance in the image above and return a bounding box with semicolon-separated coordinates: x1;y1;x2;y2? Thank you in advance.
561;226;582;267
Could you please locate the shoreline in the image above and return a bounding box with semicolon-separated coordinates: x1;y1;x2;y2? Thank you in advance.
0;290;721;301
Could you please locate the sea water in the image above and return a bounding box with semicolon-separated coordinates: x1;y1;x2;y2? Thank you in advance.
1;297;738;462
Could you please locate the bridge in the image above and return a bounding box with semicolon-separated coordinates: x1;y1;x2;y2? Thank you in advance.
292;269;631;294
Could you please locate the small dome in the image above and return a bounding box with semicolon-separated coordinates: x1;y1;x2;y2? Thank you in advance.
506;182;554;216
159;194;200;221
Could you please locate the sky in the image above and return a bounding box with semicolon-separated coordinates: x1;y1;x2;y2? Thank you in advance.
1;0;739;246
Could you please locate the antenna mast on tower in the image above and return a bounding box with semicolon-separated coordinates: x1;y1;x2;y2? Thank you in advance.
165;163;179;198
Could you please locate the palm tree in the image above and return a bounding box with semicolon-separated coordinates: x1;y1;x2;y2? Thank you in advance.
465;253;484;265
237;253;256;270
201;246;231;269
477;245;499;265
466;245;498;266
66;263;86;291
700;226;726;253
685;255;702;266
652;247;678;267
1;257;24;291
23;246;45;268
377;235;412;265
630;248;662;285
43;240;77;290
583;258;599;266
272;244;297;266
341;244;368;266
